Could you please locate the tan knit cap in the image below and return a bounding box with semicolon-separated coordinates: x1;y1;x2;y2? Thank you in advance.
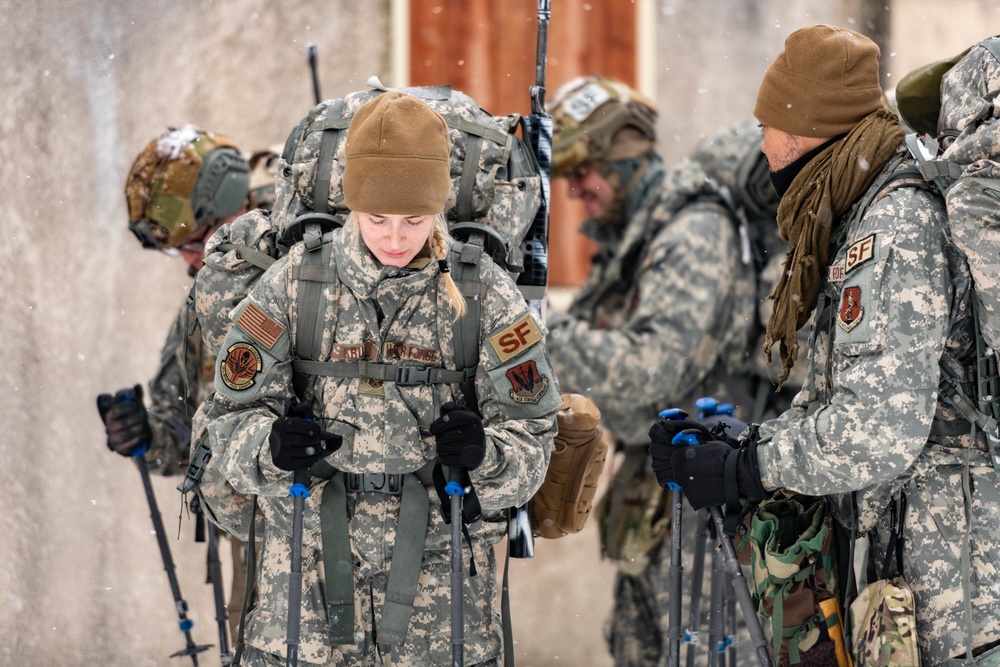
754;25;883;138
342;91;451;215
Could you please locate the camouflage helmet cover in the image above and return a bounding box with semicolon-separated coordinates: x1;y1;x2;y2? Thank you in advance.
124;125;250;249
548;76;658;177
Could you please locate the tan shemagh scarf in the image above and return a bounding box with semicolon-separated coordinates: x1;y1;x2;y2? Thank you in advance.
764;108;904;387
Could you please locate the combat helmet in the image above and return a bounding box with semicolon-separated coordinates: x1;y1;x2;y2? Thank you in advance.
124;125;250;250
549;76;658;177
247;145;283;214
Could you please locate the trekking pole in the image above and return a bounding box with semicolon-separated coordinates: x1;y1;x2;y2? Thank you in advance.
685;509;710;667
658;408;689;667
707;507;771;667
661;413;771;667
445;467;467;667
191;496;233;666
708;549;725;667
207;521;234;666
285;469;310;667
305;43;322;105
105;388;211;665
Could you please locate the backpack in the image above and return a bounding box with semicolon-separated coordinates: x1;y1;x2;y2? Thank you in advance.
894;37;1000;470
191;80;603;541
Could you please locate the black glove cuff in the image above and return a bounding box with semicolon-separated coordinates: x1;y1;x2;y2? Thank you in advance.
736;440;771;502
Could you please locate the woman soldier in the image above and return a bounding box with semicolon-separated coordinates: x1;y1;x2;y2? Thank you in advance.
201;91;560;666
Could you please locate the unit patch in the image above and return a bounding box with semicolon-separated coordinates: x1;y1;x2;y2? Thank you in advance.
236;302;285;349
845;234;876;274
221;342;263;391
506;359;550;404
837;286;865;332
489;314;543;363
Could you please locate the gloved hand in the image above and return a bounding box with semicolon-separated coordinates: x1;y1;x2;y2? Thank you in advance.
670;439;770;510
96;384;152;457
648;412;714;486
701;414;748;446
430;402;486;470
268;402;342;472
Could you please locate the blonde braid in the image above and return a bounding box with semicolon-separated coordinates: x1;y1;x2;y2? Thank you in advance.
430;216;467;318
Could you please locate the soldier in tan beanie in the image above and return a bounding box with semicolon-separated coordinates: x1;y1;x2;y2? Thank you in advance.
204;89;562;666
652;23;1000;666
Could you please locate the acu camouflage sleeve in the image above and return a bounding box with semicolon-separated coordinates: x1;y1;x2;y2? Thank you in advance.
207;254;298;500
144;295;203;475
757;192;949;494
546;205;743;433
468;263;560;511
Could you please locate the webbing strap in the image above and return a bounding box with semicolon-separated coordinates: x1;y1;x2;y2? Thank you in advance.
212;243;279;271
290;359;475;385
294;237;336;364
450;243;485;408
313;99;346;215
455;131;484;223
232;497;259;666
320;473;355;643
378;472;430;647
441;114;511;145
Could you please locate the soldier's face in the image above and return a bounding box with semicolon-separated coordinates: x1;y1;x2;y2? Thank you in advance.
565;165;615;219
760;125;829;172
357;212;435;268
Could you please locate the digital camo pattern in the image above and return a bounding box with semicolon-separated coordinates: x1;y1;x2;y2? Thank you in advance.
935;38;1000;350
198;226;558;664
196;209;282;355
270;88;541;269
143;295;215;475
546;123;793;667
755;147;1000;663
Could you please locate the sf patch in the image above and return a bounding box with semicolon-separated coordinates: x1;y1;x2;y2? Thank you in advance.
221;342;263;391
845;234;876;274
837;286;865;332
489;314;543;363
506;359;550;404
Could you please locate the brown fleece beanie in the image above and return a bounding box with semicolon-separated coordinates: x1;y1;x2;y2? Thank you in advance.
342;91;451;215
754;25;883;138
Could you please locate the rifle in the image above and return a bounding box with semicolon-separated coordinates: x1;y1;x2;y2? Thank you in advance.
508;0;552;564
305;43;322;105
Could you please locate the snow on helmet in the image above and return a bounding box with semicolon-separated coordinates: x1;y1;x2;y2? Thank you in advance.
124;125;250;250
548;76;658;177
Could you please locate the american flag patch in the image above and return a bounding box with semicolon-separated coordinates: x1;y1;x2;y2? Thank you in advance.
236;302;285;349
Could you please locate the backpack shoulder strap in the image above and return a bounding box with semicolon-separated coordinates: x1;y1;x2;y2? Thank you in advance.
290;226;340;400
449;238;489;413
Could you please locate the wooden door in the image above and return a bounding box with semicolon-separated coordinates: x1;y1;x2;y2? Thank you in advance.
409;0;638;287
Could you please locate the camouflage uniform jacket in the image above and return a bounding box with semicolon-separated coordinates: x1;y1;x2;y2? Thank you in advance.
546;157;763;447
145;293;215;475
756;147;1000;663
201;229;559;662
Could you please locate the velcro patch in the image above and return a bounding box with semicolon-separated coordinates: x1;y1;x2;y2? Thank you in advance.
845;234;876;274
488;314;543;363
828;263;846;283
383;342;441;364
837;286;865;332
506;359;550;405
220;342;262;391
330;343;374;361
236;302;285;349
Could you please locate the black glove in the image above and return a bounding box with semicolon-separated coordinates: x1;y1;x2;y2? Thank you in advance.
268;402;342;472
96;384;152;457
429;402;486;470
670;439;769;510
648;414;714;487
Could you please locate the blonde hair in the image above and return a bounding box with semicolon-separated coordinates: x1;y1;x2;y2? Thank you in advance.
346;212;466;318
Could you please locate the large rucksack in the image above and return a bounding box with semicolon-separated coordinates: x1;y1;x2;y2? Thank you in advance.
895;37;1000;470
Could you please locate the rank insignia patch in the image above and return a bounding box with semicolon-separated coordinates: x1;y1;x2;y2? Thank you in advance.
221;342;263;390
837;286;864;332
506;359;550;405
